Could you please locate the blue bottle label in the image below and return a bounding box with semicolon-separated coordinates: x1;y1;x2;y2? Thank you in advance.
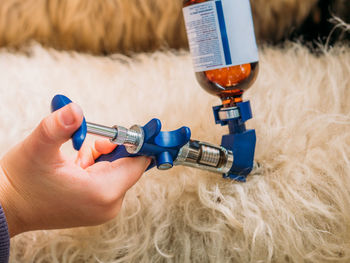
183;0;258;72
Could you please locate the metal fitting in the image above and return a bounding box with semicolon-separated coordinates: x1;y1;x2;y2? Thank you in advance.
111;125;144;154
87;122;144;154
218;106;240;121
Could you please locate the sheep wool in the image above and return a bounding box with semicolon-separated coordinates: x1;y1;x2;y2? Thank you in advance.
0;43;349;262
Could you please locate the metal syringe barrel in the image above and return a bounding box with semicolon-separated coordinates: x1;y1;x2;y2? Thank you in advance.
174;141;234;175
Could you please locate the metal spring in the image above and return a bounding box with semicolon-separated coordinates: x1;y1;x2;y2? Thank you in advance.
199;145;221;167
186;147;200;164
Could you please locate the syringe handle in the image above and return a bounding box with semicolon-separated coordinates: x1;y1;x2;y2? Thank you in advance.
51;94;87;151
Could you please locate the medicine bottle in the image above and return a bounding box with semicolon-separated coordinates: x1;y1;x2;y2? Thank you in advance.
183;0;259;107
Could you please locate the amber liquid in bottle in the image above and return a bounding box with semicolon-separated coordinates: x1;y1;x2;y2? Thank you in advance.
183;0;259;108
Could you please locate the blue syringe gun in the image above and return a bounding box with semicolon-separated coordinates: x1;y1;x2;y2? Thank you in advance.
52;95;256;181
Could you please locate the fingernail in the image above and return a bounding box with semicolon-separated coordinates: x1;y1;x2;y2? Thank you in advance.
59;103;83;126
143;157;152;167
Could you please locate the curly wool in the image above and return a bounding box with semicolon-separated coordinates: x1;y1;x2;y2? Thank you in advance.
0;43;350;262
0;0;318;54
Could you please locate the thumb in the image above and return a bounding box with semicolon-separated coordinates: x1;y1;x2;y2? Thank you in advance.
23;103;84;162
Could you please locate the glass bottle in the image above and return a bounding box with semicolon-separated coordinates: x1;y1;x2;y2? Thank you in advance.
183;0;259;108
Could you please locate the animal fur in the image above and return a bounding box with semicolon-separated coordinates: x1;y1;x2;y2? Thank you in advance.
0;43;349;262
289;0;350;46
0;0;319;54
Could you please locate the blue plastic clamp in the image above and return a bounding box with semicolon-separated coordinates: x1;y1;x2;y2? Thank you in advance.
213;101;252;126
213;101;256;182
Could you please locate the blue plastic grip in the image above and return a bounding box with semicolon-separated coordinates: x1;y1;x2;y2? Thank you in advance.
96;146;157;170
51;95;192;172
97;119;191;169
51;95;87;151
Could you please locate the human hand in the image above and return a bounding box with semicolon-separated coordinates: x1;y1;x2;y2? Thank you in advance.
0;103;150;237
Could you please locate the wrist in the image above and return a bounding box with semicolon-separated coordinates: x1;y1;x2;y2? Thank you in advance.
0;164;25;237
0;205;10;263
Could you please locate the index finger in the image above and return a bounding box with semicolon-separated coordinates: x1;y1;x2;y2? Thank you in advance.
95;139;118;155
